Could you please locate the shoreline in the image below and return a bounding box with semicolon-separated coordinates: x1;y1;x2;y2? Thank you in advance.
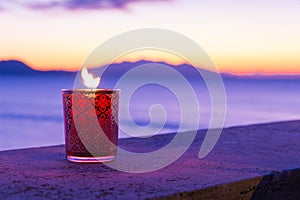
0;120;299;199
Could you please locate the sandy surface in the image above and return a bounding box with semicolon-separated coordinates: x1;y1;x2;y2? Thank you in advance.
0;120;300;199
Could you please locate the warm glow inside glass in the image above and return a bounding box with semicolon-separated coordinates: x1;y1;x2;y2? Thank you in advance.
62;89;120;163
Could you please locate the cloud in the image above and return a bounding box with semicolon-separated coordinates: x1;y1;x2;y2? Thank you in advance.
0;0;170;11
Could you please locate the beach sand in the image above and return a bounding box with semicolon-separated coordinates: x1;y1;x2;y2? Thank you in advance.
0;120;299;199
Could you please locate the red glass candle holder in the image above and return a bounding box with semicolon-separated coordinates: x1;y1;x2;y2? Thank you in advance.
62;89;120;163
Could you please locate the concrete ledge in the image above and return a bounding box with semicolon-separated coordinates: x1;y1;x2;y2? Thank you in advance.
0;120;300;199
158;169;300;199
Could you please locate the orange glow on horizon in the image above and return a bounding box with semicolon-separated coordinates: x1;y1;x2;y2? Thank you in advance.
1;56;300;75
112;49;186;66
212;53;300;75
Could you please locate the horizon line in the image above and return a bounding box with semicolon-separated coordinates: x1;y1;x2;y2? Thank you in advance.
1;58;300;77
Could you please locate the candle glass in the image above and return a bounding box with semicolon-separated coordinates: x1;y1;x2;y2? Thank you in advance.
62;89;120;163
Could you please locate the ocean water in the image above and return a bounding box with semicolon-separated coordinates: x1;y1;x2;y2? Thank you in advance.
1;74;300;151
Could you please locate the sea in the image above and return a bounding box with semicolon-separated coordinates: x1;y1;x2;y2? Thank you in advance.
1;73;300;151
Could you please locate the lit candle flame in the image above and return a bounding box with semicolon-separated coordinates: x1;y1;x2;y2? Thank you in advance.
81;67;100;89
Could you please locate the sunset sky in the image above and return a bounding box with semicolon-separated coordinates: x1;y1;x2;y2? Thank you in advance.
0;0;299;74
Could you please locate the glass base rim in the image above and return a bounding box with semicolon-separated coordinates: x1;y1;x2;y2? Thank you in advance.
67;155;116;163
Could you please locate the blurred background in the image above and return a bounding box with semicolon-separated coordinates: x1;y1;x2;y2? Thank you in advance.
0;0;300;151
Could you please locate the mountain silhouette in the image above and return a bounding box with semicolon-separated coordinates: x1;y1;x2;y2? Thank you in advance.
0;59;215;80
0;60;75;77
90;60;216;83
1;59;299;80
0;60;37;74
